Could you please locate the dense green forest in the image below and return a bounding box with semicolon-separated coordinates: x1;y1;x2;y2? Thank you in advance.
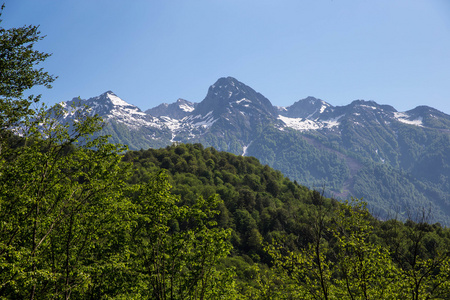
123;144;450;299
1;8;450;299
245;123;450;225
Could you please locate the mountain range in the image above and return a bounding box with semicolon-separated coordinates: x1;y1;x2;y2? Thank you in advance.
58;77;450;225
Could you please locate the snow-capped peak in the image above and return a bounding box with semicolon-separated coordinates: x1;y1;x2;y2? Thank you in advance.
176;99;195;112
106;92;131;107
279;97;333;119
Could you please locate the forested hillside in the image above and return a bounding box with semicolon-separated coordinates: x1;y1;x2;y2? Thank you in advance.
123;143;315;260
122;144;450;299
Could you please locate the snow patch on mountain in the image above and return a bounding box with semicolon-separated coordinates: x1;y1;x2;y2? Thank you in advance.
242;141;253;156
305;109;319;120
279;116;321;131
236;98;251;105
181;111;218;129
113;106;147;116
109;112;164;130
394;112;424;127
360;104;377;110
179;104;195;112
159;116;182;131
61;104;82;118
192;111;217;128
107;93;130;107
278;115;343;131
325;115;345;127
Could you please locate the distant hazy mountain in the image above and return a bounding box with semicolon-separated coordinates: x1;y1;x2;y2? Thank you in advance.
57;77;450;225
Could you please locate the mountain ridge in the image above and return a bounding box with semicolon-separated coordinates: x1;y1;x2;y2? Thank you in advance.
57;77;450;225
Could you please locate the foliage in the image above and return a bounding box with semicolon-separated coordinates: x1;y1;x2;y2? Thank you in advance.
264;198;450;300
0;5;55;133
126;172;234;299
0;102;126;299
0;11;235;299
124;143;450;298
332;199;400;299
122;143;316;260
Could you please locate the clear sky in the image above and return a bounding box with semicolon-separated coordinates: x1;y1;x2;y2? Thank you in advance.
2;0;450;114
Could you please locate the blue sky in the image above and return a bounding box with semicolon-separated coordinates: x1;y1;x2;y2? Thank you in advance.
3;0;450;114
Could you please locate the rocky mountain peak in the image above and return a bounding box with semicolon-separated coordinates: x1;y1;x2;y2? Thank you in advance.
280;96;333;119
407;105;440;116
194;77;276;118
208;77;247;97
345;100;395;113
71;90;136;110
102;90;114;96
394;105;450;129
145;98;196;119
